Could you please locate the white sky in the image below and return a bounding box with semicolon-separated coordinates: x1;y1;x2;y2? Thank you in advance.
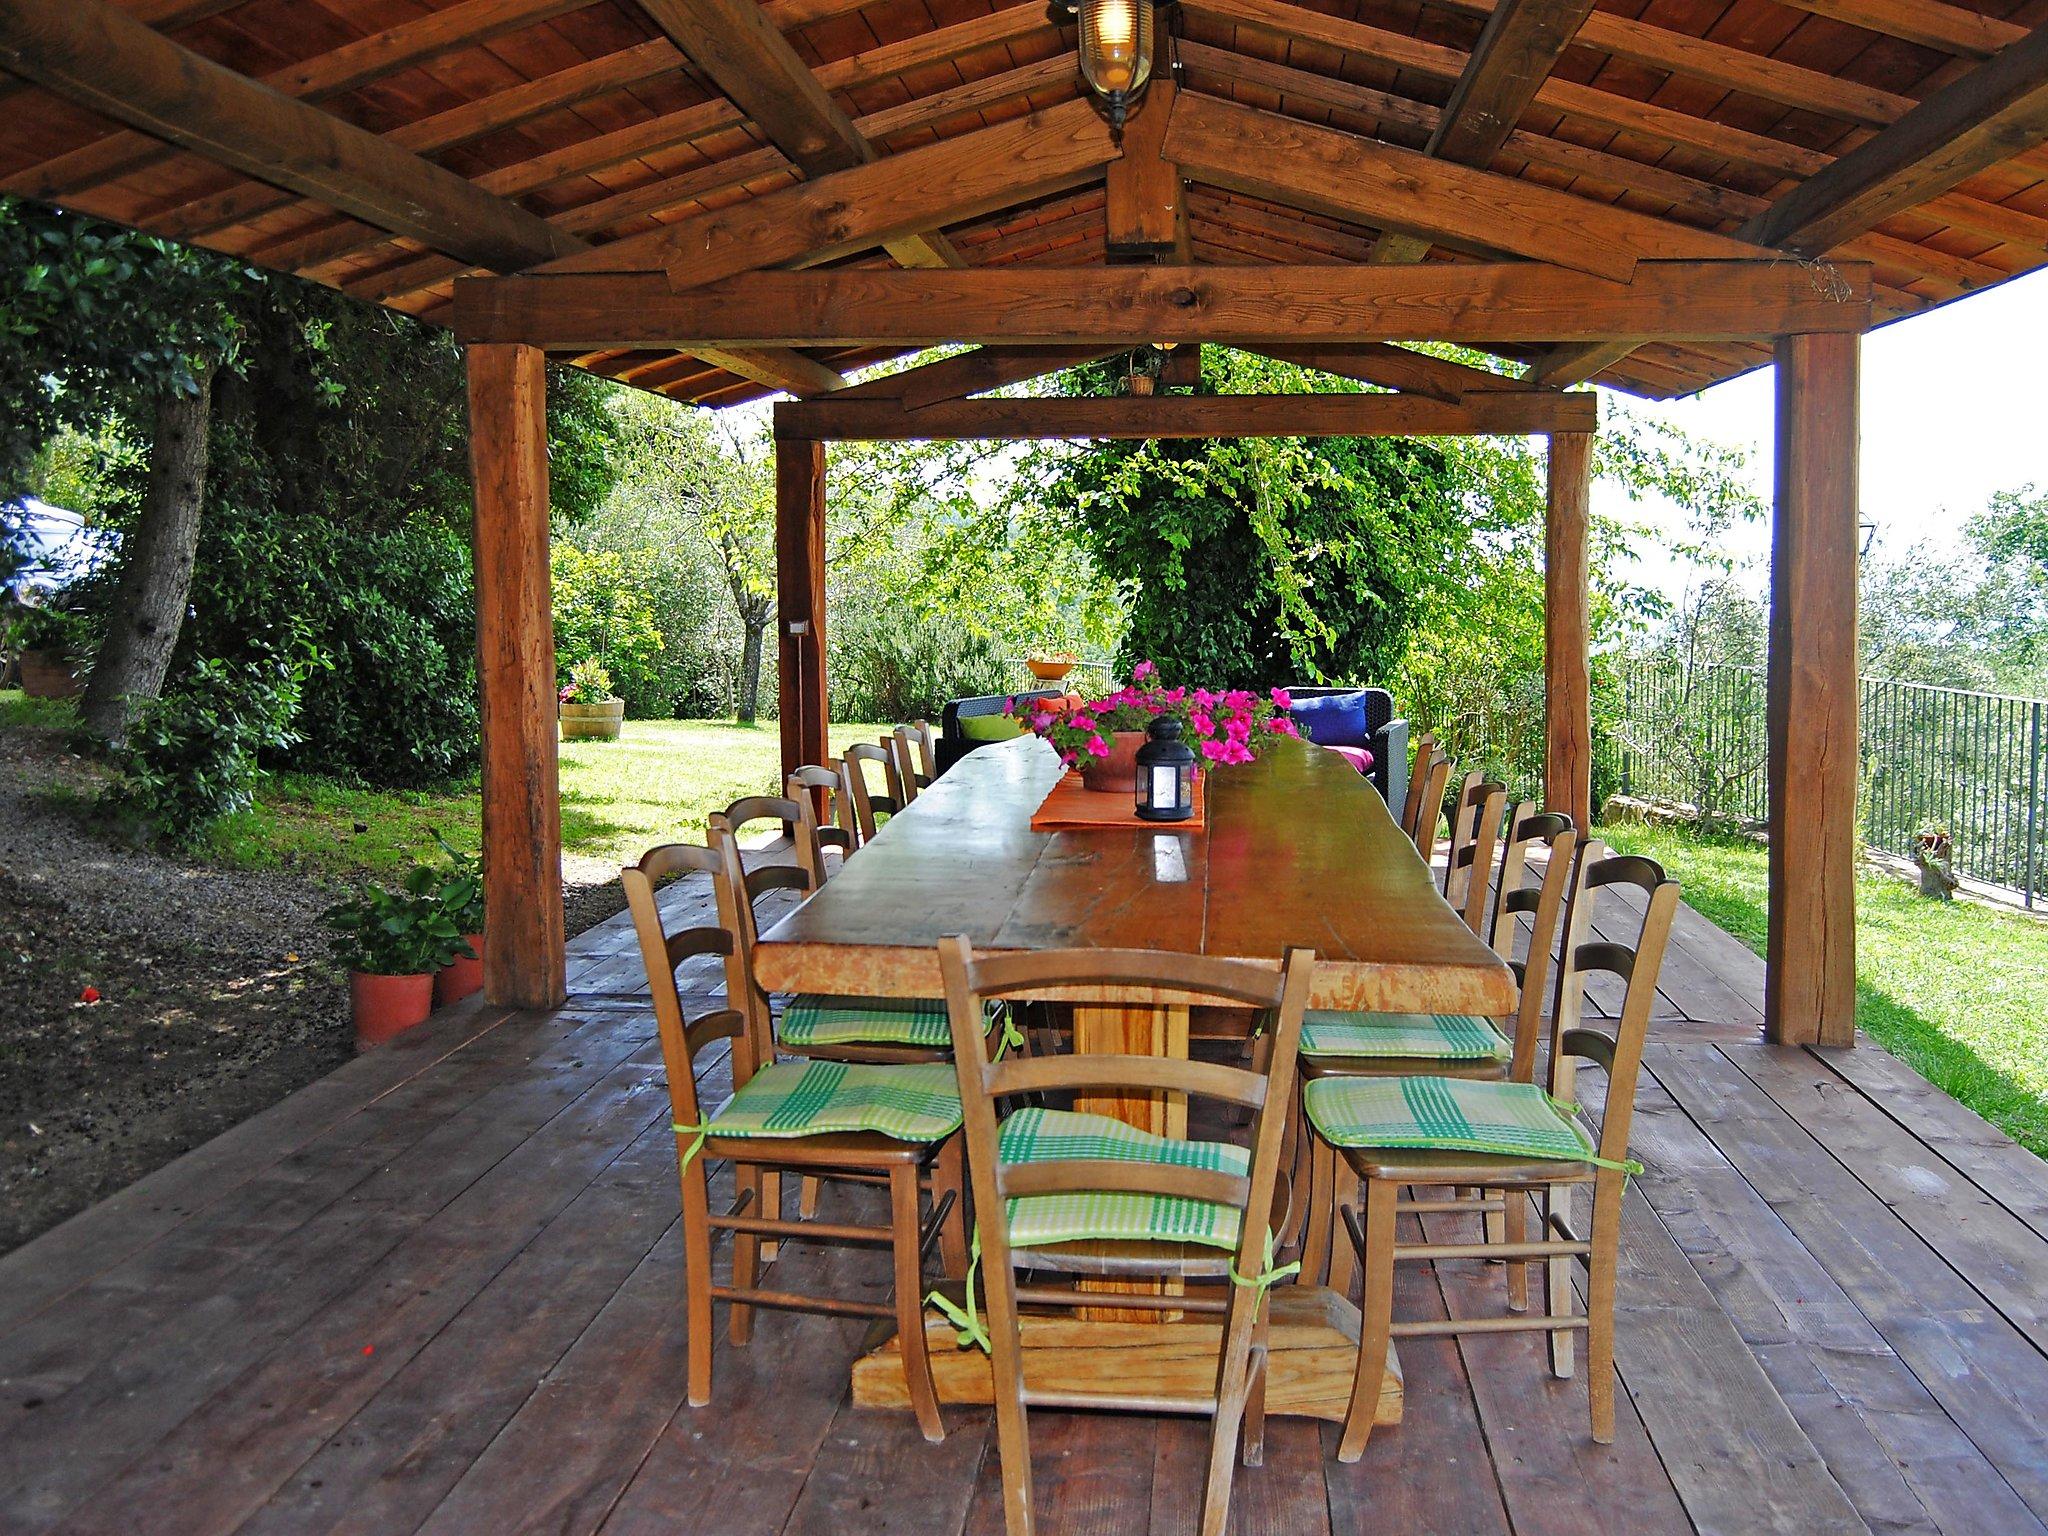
1598;265;2048;601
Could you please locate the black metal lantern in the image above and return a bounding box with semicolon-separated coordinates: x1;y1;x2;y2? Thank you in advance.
1135;715;1197;822
1051;0;1171;133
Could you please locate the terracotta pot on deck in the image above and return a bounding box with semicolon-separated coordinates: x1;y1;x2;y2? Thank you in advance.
1078;730;1146;795
1025;657;1075;682
434;932;486;1007
351;971;435;1050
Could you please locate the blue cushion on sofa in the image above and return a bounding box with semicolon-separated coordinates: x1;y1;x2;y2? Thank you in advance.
1289;691;1373;747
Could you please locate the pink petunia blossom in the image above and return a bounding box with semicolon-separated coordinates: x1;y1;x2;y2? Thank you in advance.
1199;738;1229;762
1269;687;1292;710
1085;733;1112;757
1133;659;1158;681
1188;711;1215;737
1266;716;1299;736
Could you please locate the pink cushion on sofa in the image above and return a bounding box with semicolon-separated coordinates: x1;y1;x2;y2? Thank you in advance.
1324;744;1375;775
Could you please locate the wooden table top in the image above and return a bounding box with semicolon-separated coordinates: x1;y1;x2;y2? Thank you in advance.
754;735;1517;1014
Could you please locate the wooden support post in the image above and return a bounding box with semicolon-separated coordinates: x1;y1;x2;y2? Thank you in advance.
777;436;828;782
1105;79;1181;254
467;343;565;1010
1767;332;1860;1047
1544;431;1594;833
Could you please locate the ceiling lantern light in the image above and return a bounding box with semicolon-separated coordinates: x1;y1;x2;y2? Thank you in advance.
1058;0;1165;134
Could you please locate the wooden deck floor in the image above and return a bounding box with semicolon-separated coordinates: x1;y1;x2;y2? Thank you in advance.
4;872;2047;1536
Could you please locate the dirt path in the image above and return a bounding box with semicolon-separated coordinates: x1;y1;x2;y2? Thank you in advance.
0;716;624;1255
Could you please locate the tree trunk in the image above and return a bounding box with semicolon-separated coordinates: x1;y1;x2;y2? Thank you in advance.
80;361;218;745
736;614;766;724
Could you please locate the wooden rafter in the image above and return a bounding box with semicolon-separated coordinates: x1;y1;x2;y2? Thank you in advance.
1250;344;1536;401
452;262;1875;350
0;0;581;273
1162;94;1768;283
1106;80;1183;255
1371;0;1598;264
773;389;1599;439
625;0;959;269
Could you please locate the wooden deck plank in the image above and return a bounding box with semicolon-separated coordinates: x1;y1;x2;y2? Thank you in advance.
0;1007;657;1532
1648;1043;2048;1521
1812;1042;2048;1245
1627;1067;2045;1536
40;1040;669;1535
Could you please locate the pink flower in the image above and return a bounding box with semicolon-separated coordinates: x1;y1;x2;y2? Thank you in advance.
1188;710;1215;737
1223;689;1257;712
1226;714;1252;741
1270;687;1292;710
1194;688;1219;710
1070;713;1096;732
1085;733;1112;757
1133;660;1158;681
1029;711;1053;732
1266;716;1299;736
1161;687;1186;704
1199;738;1229;762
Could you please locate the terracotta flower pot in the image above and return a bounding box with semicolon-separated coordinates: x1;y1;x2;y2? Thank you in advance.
560;698;625;740
434;932;485;1007
18;649;83;700
1026;657;1075;682
1079;730;1147;794
351;970;434;1050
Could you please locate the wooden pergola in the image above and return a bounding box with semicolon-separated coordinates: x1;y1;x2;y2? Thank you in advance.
2;0;2044;1053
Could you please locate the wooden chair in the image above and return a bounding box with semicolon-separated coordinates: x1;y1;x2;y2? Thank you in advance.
1309;844;1680;1460
786;764;857;877
719;793;825;900
886;727;925;805
907;718;939;782
620;836;969;1443
1298;805;1578;1301
937;937;1317;1536
1403;742;1454;855
1442;772;1507;932
842;741;902;842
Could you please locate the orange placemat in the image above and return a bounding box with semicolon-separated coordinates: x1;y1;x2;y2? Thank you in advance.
1028;769;1208;832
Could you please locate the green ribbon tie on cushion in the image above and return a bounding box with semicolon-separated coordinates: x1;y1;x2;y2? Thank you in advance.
671;1120;712;1169
926;1230;991;1354
996;1007;1027;1060
1229;1226;1300;1300
1546;1096;1645;1176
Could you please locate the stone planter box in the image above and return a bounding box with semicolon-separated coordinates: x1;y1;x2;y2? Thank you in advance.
18;649;83;700
560;698;625;740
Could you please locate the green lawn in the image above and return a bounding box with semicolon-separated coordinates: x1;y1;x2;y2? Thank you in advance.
1602;822;2048;1157
0;693;882;879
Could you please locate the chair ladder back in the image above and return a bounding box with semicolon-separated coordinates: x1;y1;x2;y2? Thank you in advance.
620;843;751;1147
786;765;857;877
719;795;822;901
1409;751;1455;855
884;730;919;806
1400;733;1439;843
706;823;780;1079
1446;777;1507;933
1568;856;1681;1167
842;742;900;843
1493;813;1578;1085
908;719;939;781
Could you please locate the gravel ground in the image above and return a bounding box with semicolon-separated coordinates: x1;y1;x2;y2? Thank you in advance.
0;718;627;1256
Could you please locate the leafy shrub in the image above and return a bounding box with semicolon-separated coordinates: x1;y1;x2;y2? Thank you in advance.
103;655;301;843
4;600;93;657
324;882;470;976
563;656;615;704
552;544;669;717
830;608;1016;722
412;831;484;936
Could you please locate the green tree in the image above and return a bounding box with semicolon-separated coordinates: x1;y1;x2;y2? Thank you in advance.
1028;348;1465;689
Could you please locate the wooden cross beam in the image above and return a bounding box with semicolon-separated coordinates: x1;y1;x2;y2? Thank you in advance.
1249;344;1538;401
831;345;1132;409
773;389;1600;440
452;262;1875;351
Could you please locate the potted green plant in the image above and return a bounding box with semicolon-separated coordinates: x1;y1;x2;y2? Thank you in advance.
324;883;469;1049
5;604;91;699
413;833;486;1005
558;657;624;741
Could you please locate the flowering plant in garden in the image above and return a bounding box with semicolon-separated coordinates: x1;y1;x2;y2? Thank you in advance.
1012;660;1300;768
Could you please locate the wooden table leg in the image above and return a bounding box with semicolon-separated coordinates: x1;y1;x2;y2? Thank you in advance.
1071;1000;1189;1320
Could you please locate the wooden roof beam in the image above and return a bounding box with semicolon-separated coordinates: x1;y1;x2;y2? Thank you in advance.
695;347;849;397
1740;23;2048;258
0;0;581;273
625;0;958;270
834;345;1131;409
452;261;1875;350
1250;344;1537;401
774;390;1600;440
1162;93;1770;282
1371;0;1598;264
1106;79;1184;255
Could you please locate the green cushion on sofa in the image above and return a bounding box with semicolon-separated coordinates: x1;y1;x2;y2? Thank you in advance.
959;712;1025;743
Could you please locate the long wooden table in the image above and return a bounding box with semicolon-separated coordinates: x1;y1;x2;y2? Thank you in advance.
753;733;1518;1424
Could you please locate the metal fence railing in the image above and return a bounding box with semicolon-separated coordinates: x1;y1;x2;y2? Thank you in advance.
1614;658;2048;907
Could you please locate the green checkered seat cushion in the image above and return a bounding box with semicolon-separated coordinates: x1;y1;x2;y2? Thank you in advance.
997;1107;1247;1251
1299;1010;1510;1062
1305;1076;1635;1171
703;1059;962;1144
778;994;952;1049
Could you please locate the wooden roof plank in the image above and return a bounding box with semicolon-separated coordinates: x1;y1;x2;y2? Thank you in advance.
1251;343;1536;399
831;343;1129;406
0;0;581;273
